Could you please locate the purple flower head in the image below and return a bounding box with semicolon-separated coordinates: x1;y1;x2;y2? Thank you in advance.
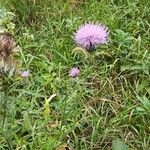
74;22;108;51
21;70;30;78
69;67;80;78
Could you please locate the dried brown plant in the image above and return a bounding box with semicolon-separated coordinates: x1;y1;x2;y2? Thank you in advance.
0;32;17;74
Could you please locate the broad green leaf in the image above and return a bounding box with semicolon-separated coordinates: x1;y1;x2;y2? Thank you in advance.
43;94;56;120
137;95;150;110
43;98;50;120
112;139;129;150
136;106;145;112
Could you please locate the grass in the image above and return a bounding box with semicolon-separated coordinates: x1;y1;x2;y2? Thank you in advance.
0;0;150;149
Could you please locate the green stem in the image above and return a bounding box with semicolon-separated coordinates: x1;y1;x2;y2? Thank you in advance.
1;77;12;150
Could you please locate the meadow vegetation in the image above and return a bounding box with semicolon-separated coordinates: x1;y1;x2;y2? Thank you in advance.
0;0;150;149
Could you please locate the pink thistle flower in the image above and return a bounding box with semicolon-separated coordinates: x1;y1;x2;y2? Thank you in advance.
69;67;80;78
21;70;30;78
74;22;108;51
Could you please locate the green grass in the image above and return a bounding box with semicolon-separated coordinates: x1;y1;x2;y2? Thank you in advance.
0;0;150;149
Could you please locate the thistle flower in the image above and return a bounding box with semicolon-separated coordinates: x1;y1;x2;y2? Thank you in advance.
0;32;17;74
69;67;80;78
74;22;108;51
21;70;30;78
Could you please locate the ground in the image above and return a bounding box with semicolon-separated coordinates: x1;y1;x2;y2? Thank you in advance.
0;0;150;150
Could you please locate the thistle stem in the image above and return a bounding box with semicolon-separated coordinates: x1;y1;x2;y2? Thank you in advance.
1;77;12;150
